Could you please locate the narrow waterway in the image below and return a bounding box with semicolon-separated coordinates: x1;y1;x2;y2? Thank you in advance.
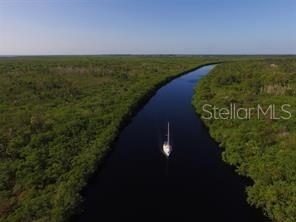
74;65;268;222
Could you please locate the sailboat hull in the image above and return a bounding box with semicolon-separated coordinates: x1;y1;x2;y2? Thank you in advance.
162;143;172;157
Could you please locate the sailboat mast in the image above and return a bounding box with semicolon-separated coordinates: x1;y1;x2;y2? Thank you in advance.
167;122;170;144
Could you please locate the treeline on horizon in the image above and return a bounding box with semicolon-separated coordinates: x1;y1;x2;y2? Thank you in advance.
0;56;221;221
193;58;296;222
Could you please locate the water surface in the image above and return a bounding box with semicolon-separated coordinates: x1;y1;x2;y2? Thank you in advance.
74;65;268;222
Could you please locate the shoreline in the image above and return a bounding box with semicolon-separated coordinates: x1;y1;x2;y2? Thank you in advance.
70;61;222;220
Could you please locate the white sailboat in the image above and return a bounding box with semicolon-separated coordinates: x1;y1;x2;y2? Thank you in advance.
162;122;172;157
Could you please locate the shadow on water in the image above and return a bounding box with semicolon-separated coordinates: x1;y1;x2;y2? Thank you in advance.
73;65;269;222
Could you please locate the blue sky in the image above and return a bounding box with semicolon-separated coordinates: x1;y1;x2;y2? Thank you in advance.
1;0;296;55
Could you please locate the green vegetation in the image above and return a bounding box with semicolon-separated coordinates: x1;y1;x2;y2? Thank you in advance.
0;56;221;222
193;58;296;222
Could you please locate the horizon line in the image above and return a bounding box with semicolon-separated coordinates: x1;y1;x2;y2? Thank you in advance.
1;53;296;57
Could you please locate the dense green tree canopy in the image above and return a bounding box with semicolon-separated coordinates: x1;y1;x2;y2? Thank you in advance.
193;58;296;222
0;56;219;222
